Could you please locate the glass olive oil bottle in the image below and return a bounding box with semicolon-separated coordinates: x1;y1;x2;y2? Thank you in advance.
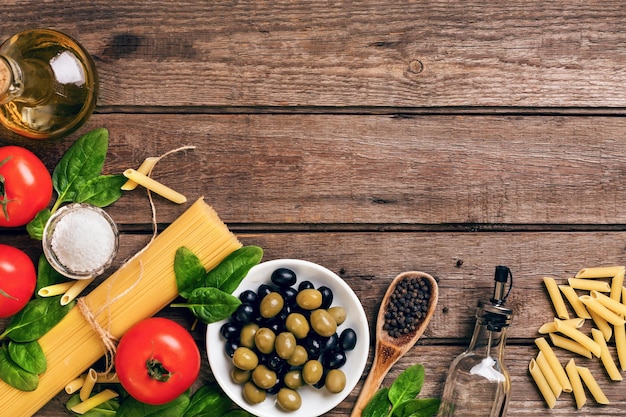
0;29;98;139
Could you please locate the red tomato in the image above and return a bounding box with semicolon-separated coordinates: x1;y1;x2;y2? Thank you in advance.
0;244;37;318
115;317;201;405
0;146;52;227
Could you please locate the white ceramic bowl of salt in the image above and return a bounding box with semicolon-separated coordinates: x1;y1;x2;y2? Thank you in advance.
42;203;119;280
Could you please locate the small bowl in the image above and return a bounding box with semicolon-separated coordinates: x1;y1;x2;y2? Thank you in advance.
42;203;119;280
206;259;370;417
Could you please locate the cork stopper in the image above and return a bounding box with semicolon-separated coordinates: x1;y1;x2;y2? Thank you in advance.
0;58;10;95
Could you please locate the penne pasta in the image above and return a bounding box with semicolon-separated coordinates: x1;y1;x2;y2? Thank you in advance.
568;278;611;292
575;265;625;279
79;369;97;402
576;366;610;405
558;285;591;319
538;317;585;334
591;290;626;317
529;358;557;409
535;337;572;392
615;323;626;371
121;157;159;191
544;277;569;319
123;169;187;204
96;373;119;384
610;267;625;301
591;329;622;381
579;295;625;327
536;351;563;398
38;282;75;297
554;318;601;358
64;376;84;395
588;309;613;342
549;333;593;359
61;278;95;306
565;359;586;410
70;389;119;414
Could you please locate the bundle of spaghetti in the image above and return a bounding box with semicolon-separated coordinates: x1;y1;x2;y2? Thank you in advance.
0;197;242;416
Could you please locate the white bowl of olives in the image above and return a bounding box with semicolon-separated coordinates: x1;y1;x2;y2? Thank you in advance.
206;259;370;417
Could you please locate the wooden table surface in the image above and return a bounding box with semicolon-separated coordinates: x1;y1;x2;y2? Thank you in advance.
2;1;626;415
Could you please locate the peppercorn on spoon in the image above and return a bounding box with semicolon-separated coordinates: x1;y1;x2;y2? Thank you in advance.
350;271;438;417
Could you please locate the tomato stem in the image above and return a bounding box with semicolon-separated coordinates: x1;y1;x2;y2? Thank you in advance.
0;287;18;301
146;358;173;382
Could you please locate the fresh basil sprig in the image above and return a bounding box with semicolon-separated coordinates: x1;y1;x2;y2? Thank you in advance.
171;245;263;324
362;364;440;417
26;127;126;240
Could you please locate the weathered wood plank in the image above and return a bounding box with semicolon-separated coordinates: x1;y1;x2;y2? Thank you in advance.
1;1;626;108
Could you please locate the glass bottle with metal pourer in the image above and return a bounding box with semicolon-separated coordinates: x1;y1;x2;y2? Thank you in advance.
437;266;514;417
0;29;98;139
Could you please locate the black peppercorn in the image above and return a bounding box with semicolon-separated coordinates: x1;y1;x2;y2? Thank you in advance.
383;277;431;338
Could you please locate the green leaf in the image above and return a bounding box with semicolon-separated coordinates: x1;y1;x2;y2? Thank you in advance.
205;246;263;294
75;174;127;207
388;364;425;406
362;387;391;417
116;392;190;417
8;340;46;374
172;287;241;324
35;254;67;297
0;346;39;391
222;411;254;417
26;209;51;241
1;296;75;342
182;383;232;417
174;247;208;299
52;127;109;206
67;393;119;416
392;398;441;417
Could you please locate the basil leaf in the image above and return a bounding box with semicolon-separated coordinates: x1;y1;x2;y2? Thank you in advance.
182;383;231;417
205;246;263;294
363;387;391;417
116;392;190;417
35;254;66;297
53;127;109;204
388;364;425;405
67;393;119;416
174;247;207;299
75;174;127;207
0;346;38;391
1;296;75;342
26;209;51;241
173;287;241;324
392;398;441;417
8;340;46;374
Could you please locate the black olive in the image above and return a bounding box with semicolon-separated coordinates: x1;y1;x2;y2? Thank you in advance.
234;303;256;323
280;286;298;306
304;337;323;359
224;340;239;357
257;284;273;300
220;321;241;340
318;285;334;309
239;289;258;305
298;280;314;291
321;349;346;369
267;354;291;376
322;333;339;351
266;376;284;395
272;268;298;287
339;328;357;351
313;372;327;389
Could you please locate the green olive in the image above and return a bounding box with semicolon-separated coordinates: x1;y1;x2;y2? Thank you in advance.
283;369;304;389
287;344;308;366
252;364;277;389
277;387;302;411
310;309;337;337
254;327;276;354
275;332;297;359
285;313;310;339
243;381;266;404
240;323;259;348
328;306;347;325
260;292;284;318
231;367;251;384
325;369;347;393
232;347;258;371
296;288;323;310
302;359;324;385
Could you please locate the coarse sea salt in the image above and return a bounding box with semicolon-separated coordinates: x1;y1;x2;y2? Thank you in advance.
50;207;116;274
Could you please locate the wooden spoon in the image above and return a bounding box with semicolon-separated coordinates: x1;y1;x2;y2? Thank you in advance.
350;271;439;417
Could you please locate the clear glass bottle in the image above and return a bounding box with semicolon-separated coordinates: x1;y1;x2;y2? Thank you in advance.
437;266;514;417
0;29;98;139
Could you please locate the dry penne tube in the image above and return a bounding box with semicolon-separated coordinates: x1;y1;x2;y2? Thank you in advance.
529;358;557;409
70;389;119;414
539;317;585;334
576;365;610;405
549;333;593;359
591;328;622;381
535;337;572;392
588;309;612;342
64;376;84;395
591;290;626;317
79;369;97;402
38;282;75;297
96;373;119;384
568;277;611;292
61;278;95;306
622;286;626;303
121;157;159;191
610;267;625;301
554;318;601;358
123;169;187;204
565;359;586;410
558;285;591;319
536;351;563;398
576;265;625;279
544;277;569;319
579;295;625;326
615;323;626;371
